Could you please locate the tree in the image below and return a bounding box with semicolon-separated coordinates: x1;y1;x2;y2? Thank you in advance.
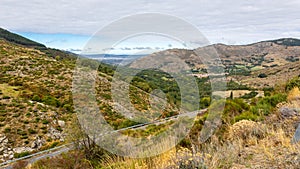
65;117;110;160
229;91;233;100
258;73;268;78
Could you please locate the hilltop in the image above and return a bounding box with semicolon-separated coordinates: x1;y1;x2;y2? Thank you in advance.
0;28;45;48
130;38;300;88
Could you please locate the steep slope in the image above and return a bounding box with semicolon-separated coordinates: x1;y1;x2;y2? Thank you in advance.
0;38;75;162
0;28;45;48
0;29;181;163
0;28;77;60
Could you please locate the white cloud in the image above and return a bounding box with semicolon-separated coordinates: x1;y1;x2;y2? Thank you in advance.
0;0;300;45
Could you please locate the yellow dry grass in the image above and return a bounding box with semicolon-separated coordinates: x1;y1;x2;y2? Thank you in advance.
288;87;300;102
0;83;20;98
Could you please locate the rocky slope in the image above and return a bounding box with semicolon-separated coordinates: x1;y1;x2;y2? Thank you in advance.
0;38;74;161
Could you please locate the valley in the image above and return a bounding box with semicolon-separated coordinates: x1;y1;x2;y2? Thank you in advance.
0;28;300;168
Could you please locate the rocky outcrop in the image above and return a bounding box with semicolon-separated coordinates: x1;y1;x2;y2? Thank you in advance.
47;126;64;142
280;107;299;118
31;136;46;149
13;147;34;154
0;134;14;161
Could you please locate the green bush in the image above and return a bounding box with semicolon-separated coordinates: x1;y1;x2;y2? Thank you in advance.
49;141;59;149
14;151;31;158
62;104;73;112
234;111;260;122
2;96;10;99
42;95;60;107
258;73;268;78
4;127;11;133
286;76;300;91
200;97;211;108
222;99;249;124
42;119;49;124
250;93;286;116
32;95;41;101
241;91;258;99
28;128;37;134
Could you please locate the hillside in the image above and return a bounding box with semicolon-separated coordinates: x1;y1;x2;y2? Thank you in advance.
130;38;300;88
0;29;184;162
0;39;75;161
0;28;45;48
1;28;300;168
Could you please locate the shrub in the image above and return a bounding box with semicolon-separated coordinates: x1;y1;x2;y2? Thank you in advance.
4;127;11;133
234;111;260;122
258;73;268;78
31;151;91;169
286;76;300;91
32;95;41;101
63;104;73;112
28;128;37;134
222;99;249;124
2;95;10;99
227;120;266;141
250;93;286;116
42;119;49;124
14;151;30;158
49;141;59;148
200;97;211;108
11;160;28;169
240;91;258;99
42;95;60;107
287;87;300;101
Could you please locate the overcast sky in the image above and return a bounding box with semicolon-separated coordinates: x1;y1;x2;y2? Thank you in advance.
1;0;300;53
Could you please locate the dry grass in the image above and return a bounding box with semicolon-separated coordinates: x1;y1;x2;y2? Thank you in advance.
288;87;300;102
0;83;20;98
97;118;300;169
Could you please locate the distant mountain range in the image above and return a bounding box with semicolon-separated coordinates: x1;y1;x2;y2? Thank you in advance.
130;37;300;71
1;27;300;70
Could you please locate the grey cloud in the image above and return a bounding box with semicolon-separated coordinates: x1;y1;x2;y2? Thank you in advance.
0;0;300;45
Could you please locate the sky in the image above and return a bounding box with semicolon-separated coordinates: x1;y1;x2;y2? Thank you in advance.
1;0;300;54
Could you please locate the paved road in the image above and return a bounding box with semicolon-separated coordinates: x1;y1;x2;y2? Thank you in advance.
1;144;72;169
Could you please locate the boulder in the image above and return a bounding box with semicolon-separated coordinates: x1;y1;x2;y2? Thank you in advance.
292;124;300;144
280;107;298;118
13;147;34;154
31;136;46;149
47;126;64;141
57;120;65;128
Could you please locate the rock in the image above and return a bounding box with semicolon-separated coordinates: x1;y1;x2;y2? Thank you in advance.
47;126;64;141
13;147;34;154
31;136;46;149
0;135;7;144
292;125;300;143
57;120;65;128
3;153;9;158
0;134;13;161
280;107;298;118
8;154;13;160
